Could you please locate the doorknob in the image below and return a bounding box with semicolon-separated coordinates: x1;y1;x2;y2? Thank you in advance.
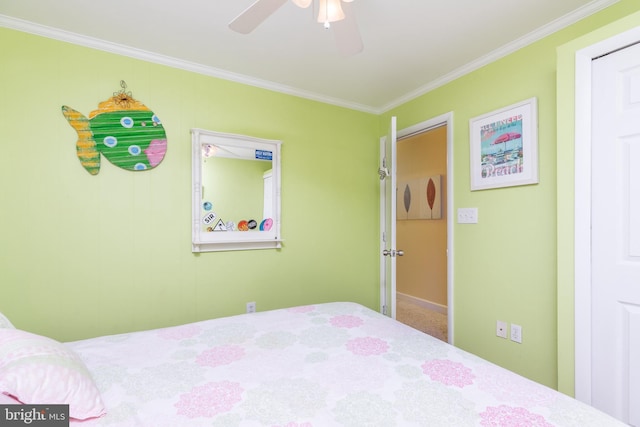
383;249;404;257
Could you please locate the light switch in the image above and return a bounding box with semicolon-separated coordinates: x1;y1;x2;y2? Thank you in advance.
510;324;522;343
457;208;478;224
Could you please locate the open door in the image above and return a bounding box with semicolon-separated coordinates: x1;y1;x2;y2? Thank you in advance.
379;116;401;317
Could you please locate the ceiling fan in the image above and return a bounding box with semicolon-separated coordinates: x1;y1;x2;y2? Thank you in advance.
229;0;363;56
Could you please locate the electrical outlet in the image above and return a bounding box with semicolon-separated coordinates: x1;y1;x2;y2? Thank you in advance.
457;208;478;224
496;320;507;339
510;323;522;343
246;302;256;313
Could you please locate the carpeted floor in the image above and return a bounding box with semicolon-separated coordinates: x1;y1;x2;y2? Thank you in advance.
396;298;448;342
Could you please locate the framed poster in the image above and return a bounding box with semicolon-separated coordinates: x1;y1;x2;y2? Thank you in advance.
469;97;538;191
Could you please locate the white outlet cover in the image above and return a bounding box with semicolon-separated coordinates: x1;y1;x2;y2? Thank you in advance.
496;320;507;339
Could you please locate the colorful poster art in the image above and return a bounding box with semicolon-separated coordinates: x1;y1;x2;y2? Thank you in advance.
480;115;523;179
469;98;538;191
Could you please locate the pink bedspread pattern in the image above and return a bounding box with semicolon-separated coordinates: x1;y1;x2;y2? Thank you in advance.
65;302;624;426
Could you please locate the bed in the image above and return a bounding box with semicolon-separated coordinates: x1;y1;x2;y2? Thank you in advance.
0;302;626;426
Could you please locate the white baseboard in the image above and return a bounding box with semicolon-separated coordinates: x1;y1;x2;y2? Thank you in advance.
397;292;447;315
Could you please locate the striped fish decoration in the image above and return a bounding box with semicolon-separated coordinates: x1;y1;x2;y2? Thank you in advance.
62;93;167;175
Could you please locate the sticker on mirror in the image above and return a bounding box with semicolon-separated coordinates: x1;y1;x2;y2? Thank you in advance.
255;150;272;160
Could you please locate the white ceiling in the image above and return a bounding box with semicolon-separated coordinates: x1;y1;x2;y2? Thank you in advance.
0;0;618;113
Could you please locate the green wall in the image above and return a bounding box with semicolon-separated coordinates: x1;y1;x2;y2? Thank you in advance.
1;0;639;395
383;0;640;392
0;28;379;342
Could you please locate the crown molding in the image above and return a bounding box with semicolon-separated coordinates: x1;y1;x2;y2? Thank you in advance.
380;0;620;113
0;0;621;115
0;14;378;114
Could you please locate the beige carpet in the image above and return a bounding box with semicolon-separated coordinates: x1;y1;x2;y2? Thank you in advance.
396;298;448;342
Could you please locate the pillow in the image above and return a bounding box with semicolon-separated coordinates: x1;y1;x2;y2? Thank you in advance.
0;328;106;420
0;311;15;329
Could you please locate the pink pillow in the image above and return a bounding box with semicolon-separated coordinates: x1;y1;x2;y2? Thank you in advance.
0;328;106;420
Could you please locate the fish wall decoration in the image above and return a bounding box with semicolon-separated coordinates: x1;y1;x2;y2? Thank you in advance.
62;81;167;175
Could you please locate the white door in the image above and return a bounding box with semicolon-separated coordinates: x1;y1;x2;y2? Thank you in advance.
591;41;640;426
380;116;398;317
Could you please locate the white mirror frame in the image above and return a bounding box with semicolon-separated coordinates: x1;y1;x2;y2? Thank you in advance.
191;128;282;252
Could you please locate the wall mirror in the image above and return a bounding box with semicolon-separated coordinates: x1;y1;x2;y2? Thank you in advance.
191;128;282;252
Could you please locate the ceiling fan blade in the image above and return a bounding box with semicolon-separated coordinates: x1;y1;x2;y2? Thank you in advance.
229;0;288;34
332;2;363;56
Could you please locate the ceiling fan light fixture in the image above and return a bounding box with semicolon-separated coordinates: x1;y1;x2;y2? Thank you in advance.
291;0;312;8
317;0;345;27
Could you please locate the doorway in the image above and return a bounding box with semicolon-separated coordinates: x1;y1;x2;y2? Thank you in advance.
395;125;449;342
379;113;453;343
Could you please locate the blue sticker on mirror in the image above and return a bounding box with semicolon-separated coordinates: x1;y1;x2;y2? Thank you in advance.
260;218;273;231
255;150;272;160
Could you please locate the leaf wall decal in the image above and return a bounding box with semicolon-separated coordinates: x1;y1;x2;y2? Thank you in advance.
403;184;411;213
427;178;436;211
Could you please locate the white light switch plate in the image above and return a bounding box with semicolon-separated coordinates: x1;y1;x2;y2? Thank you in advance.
510;323;522;343
457;208;478;224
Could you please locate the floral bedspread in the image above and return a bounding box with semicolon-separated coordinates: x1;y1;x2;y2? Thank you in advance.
67;302;623;426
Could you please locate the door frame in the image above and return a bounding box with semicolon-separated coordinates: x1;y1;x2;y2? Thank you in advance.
380;112;454;344
574;25;640;404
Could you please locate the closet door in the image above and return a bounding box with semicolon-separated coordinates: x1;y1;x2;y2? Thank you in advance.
591;41;640;426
